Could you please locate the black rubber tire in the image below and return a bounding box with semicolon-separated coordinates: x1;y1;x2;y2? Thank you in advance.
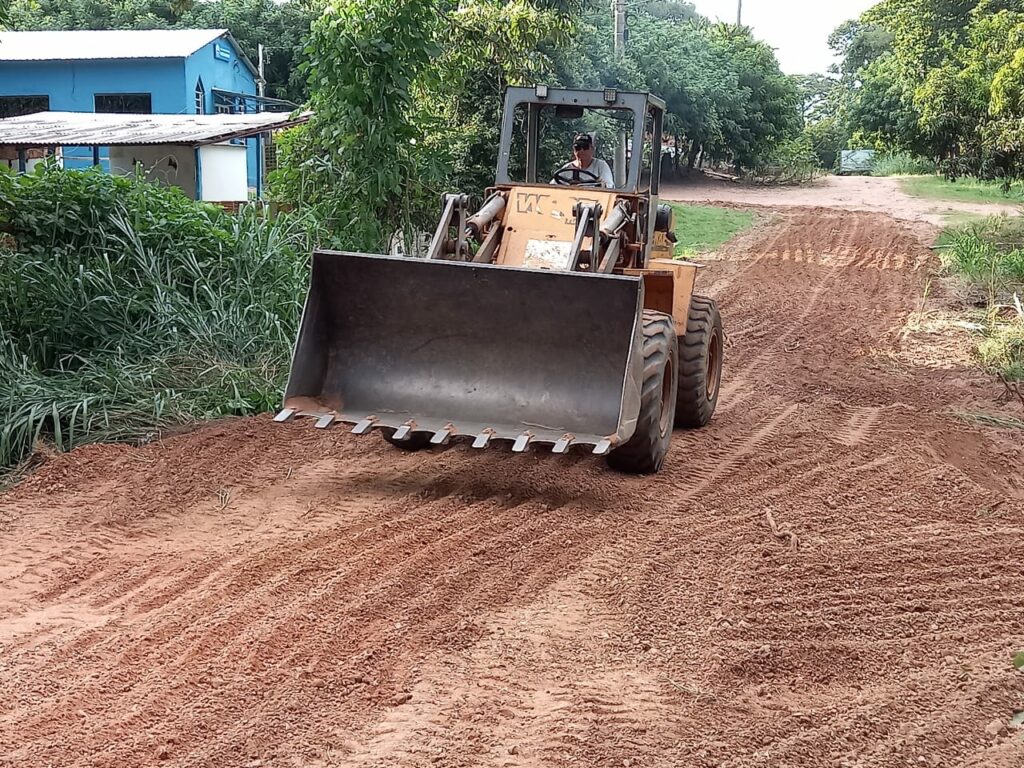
381;428;434;451
675;295;723;429
606;311;679;475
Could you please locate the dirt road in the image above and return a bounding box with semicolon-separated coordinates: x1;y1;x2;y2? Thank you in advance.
2;207;1023;767
662;174;1021;227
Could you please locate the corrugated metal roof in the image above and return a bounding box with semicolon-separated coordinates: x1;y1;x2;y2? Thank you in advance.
0;29;228;62
0;111;312;148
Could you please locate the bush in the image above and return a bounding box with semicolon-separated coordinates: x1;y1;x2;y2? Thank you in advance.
743;137;819;185
979;314;1024;382
942;218;1024;302
871;152;935;176
942;216;1024;384
802;117;848;171
0;164;317;474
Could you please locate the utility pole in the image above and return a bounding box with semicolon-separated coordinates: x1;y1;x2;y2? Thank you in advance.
258;43;266;200
737;0;743;26
612;0;627;187
257;43;266;98
613;0;625;55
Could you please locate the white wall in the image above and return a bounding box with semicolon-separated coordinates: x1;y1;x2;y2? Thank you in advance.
198;143;248;202
1;146;63;172
110;145;197;199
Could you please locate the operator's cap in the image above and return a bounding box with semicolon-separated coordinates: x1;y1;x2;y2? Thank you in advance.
573;133;593;150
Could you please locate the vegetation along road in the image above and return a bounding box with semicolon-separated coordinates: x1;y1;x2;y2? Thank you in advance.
2;186;1022;767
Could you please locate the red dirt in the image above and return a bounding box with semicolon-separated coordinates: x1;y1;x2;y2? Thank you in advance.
2;208;1024;767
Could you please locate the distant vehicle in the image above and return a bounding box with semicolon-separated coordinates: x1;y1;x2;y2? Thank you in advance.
839;149;876;175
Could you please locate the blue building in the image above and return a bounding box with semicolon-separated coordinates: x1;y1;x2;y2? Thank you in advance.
0;29;267;191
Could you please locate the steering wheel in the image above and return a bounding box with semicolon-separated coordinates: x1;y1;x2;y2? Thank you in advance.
553;165;602;186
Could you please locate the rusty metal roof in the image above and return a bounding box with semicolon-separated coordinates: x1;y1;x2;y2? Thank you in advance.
0;110;311;148
0;29;229;62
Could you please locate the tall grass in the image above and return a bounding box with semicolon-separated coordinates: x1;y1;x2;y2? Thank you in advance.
979;316;1024;381
941;218;1024;300
941;216;1024;383
871;153;935;177
0;165;318;474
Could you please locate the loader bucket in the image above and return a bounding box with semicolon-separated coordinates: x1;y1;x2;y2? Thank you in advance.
278;251;645;454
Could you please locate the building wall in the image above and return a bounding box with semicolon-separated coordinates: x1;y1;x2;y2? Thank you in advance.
109;145;197;199
184;38;260;190
183;39;257;115
0;58;186;113
0;58;186;171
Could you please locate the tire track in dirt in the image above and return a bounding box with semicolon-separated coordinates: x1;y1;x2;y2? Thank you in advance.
2;208;1023;768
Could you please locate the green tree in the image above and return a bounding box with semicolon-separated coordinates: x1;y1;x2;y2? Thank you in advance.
417;0;574;194
301;0;442;249
828;19;893;76
833;0;1024;176
706;23;800;168
792;74;839;123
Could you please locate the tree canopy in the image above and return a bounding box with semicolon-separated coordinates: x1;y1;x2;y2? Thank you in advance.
830;0;1024;180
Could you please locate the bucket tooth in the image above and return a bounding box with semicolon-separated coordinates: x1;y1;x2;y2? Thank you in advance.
431;424;455;445
552;434;574;454
351;417;377;435
512;432;533;453
472;429;495;449
274;408;296;423
592;438;613;456
315;414;336;429
391;421;415;441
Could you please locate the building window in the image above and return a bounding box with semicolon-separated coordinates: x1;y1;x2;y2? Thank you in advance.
94;93;152;114
0;95;50;119
195;80;205;114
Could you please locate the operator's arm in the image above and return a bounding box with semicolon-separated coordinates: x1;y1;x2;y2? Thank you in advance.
597;159;615;188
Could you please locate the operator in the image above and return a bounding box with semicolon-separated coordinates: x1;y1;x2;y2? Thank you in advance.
551;133;615;188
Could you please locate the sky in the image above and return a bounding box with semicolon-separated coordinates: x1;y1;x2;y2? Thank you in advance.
688;0;879;75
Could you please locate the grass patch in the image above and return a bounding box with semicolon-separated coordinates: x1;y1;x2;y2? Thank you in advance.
979;314;1024;381
939;217;1024;296
935;211;991;229
951;410;1024;430
902;176;1024;205
670;203;755;257
938;215;1024;385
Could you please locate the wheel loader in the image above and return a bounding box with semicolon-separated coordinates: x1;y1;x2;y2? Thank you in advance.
277;86;724;474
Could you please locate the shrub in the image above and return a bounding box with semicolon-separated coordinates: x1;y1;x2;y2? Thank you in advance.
871;152;935;176
979;314;1024;382
744;137;819;185
0;164;317;473
941;216;1024;384
941;218;1024;303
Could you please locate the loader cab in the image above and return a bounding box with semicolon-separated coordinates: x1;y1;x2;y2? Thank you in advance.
495;86;666;195
492;86;670;270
